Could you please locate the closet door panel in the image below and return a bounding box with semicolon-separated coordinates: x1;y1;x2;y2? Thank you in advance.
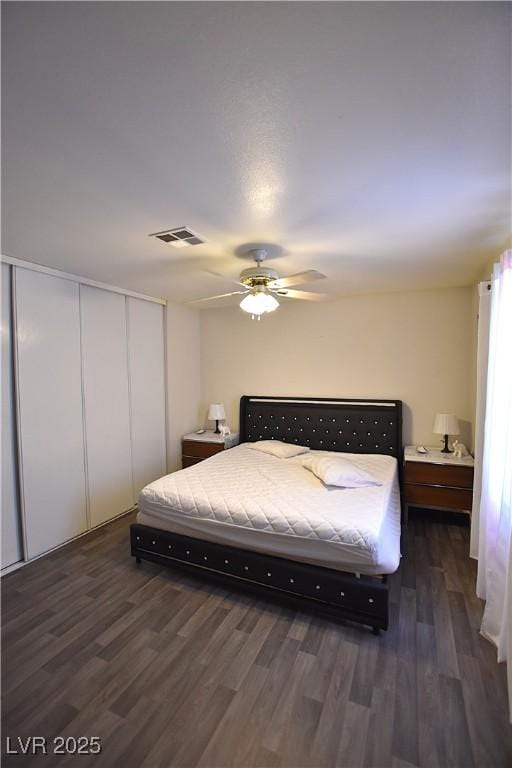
1;264;23;568
15;268;87;559
80;286;134;527
127;298;166;495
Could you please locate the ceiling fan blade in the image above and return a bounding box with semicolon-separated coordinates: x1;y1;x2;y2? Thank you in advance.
270;270;326;290
189;290;248;304
273;289;330;301
202;269;246;288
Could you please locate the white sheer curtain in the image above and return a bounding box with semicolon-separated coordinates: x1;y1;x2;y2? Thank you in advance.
470;280;491;558
473;250;512;721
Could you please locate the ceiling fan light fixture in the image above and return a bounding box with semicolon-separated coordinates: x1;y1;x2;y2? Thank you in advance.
262;292;279;313
240;290;279;317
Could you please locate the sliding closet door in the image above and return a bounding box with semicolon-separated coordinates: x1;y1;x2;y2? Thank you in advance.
127;298;166;495
15;268;87;559
80;286;133;527
1;264;23;568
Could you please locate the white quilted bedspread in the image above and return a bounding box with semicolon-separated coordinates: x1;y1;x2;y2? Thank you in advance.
138;444;401;574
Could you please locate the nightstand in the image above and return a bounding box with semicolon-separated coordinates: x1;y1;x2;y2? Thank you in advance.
403;446;474;523
181;431;239;469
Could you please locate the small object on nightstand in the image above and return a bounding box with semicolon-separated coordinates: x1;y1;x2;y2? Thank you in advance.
452;440;469;458
416;445;428;454
195;429;206;434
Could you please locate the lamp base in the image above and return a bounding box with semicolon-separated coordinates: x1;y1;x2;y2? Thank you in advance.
440;434;452;453
214;420;221;434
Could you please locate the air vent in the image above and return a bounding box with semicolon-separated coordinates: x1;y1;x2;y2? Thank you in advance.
148;226;206;248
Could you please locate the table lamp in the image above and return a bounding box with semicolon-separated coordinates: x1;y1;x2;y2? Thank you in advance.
433;413;460;453
208;403;226;434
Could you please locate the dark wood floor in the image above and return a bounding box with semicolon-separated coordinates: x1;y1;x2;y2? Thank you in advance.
2;511;511;768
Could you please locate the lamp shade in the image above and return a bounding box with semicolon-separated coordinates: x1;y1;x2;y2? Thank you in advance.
208;403;226;422
240;291;279;316
433;413;460;436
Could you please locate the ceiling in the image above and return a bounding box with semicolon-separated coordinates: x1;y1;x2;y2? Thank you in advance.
2;2;511;305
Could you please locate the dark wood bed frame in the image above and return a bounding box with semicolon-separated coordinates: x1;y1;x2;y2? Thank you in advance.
131;395;403;634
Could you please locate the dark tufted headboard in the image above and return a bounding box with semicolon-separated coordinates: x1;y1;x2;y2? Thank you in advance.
240;396;403;461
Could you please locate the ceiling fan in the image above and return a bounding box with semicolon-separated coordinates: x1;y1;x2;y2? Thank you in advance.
190;248;329;319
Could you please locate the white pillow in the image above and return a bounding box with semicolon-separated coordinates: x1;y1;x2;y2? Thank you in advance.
247;440;310;459
302;454;381;488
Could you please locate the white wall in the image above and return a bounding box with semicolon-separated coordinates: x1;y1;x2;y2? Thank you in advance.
200;286;475;449
166;302;201;471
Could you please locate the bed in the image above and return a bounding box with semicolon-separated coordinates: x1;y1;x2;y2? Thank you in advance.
131;396;403;633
